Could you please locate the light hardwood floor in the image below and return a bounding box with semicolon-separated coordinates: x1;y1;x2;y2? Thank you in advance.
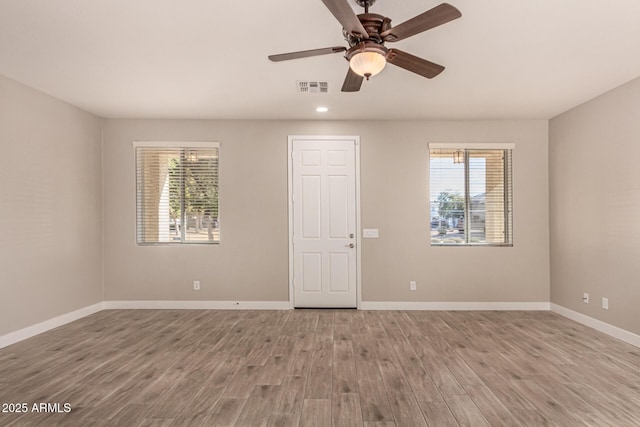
1;309;640;426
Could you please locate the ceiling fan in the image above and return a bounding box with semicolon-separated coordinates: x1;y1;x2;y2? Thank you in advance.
268;0;462;92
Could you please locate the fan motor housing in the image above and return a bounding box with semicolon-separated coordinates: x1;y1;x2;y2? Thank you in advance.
345;13;391;45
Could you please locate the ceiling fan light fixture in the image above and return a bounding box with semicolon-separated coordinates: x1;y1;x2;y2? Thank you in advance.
268;1;462;92
349;51;386;80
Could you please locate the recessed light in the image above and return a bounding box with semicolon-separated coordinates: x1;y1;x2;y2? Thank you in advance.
316;106;328;113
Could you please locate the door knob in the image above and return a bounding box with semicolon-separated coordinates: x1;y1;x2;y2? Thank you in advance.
345;243;355;248
349;233;354;238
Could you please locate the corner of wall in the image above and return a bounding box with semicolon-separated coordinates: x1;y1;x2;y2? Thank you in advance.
100;118;106;304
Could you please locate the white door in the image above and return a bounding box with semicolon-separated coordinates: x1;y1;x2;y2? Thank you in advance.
290;136;358;308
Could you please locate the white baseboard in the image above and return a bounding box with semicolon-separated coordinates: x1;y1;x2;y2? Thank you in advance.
0;302;104;349
103;300;291;310
551;303;640;348
359;301;550;311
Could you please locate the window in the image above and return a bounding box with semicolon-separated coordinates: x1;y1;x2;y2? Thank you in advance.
134;142;220;244
429;143;513;246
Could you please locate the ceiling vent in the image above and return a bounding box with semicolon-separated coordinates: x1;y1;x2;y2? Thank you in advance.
297;81;329;94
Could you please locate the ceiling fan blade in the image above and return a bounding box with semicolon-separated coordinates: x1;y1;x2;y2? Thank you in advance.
341;67;364;92
387;49;445;79
381;3;461;42
321;0;369;39
268;46;347;62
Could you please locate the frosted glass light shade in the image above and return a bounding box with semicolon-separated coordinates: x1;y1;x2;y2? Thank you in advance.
349;51;386;78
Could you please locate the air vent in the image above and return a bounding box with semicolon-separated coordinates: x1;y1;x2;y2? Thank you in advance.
297;81;329;94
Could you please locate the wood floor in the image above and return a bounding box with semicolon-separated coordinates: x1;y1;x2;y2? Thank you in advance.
1;309;640;426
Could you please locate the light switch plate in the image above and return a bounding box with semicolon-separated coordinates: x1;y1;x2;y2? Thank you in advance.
363;228;379;238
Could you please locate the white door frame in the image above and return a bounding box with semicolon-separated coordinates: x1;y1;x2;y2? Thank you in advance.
287;135;362;309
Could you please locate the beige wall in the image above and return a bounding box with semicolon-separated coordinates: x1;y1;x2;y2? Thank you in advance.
550;76;640;335
103;119;549;303
0;75;103;335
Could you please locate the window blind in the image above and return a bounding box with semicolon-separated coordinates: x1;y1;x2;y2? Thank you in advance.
429;147;512;246
135;143;220;244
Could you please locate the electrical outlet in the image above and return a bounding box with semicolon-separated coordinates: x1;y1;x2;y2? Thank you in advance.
410;281;417;291
602;297;608;310
193;280;200;291
582;293;589;303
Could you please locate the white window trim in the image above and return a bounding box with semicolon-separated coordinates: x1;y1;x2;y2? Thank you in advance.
428;142;515;150
132;141;220;149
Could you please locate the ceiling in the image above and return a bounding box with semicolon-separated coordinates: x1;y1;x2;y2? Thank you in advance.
2;0;640;120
